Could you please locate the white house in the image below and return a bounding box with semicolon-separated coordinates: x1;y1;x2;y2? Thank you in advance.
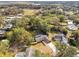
15;47;35;57
67;20;78;31
16;14;23;19
0;29;5;38
3;23;13;30
15;52;26;57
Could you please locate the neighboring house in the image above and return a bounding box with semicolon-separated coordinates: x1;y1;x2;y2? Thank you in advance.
3;23;13;30
35;34;49;43
67;20;78;31
15;47;35;57
15;52;26;57
16;14;23;19
5;15;18;22
25;47;35;57
0;29;5;38
35;34;57;56
3;19;11;23
3;17;14;23
15;34;57;57
54;33;69;46
7;16;16;19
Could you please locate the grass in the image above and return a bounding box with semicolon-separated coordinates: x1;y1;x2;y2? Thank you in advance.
31;42;52;56
0;50;15;57
23;9;38;16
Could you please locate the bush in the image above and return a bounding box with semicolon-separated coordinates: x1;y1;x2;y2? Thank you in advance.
58;15;65;22
70;30;79;47
69;39;79;46
0;39;15;57
11;17;30;30
54;41;78;57
29;16;50;34
7;28;35;47
34;50;50;57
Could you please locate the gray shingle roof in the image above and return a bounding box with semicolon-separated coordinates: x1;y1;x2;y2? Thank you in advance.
54;34;69;45
35;34;48;42
35;34;50;43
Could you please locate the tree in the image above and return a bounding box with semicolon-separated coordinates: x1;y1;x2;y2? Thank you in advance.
58;15;65;22
2;7;23;16
74;18;79;24
0;17;4;28
0;39;9;52
12;17;30;30
69;30;79;47
59;27;68;36
54;41;78;57
29;16;50;34
7;28;35;47
0;39;14;57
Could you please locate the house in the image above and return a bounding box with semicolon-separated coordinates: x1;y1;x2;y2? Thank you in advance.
54;33;69;46
3;16;15;23
16;14;23;19
35;34;51;43
35;34;57;56
4;18;12;24
35;34;49;42
25;47;35;57
15;52;26;57
3;23;13;31
67;20;78;31
15;47;35;57
0;29;5;38
7;16;16;19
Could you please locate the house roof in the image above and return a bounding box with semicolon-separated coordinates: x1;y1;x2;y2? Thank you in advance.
7;16;16;19
25;47;35;57
35;34;48;42
35;34;51;44
0;30;5;35
15;47;35;57
54;34;64;40
3;23;13;29
15;52;26;57
67;20;78;30
68;21;73;25
67;24;78;30
54;34;68;45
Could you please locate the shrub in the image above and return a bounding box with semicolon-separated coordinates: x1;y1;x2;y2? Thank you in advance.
34;50;50;57
7;28;35;47
54;41;78;57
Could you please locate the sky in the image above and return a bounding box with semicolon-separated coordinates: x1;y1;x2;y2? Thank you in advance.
0;0;79;1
